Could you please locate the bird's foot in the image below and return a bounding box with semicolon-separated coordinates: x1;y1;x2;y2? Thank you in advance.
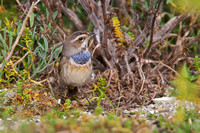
80;89;93;107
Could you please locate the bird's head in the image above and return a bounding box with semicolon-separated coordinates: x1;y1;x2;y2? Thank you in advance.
62;31;96;57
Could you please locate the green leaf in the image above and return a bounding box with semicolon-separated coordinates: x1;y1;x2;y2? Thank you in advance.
181;63;191;79
46;8;49;19
52;27;57;35
1;50;6;57
0;56;3;61
36;60;44;71
33;46;40;55
95;107;103;116
35;34;38;40
124;120;132;129
47;22;51;28
0;60;6;78
190;75;198;82
53;11;58;19
37;42;45;51
166;0;173;4
197;29;200;35
0;34;8;49
16;22;22;34
3;27;6;43
43;36;48;52
50;45;55;53
9;33;13;50
40;27;44;33
32;26;37;39
30;12;35;28
32;61;36;73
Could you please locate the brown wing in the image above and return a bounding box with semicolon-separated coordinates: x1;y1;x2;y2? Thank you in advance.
58;56;68;73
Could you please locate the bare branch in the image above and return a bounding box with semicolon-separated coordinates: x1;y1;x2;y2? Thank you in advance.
61;6;85;30
151;14;187;49
78;0;104;32
12;51;31;67
143;0;162;57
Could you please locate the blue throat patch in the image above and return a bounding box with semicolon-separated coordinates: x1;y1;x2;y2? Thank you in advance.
70;52;91;65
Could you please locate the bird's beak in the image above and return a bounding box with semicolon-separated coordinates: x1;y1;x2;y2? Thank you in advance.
89;32;96;37
87;33;96;39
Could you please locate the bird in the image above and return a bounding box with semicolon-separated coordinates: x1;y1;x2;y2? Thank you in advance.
59;31;95;98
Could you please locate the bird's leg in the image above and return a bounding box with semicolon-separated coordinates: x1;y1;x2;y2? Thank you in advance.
67;86;82;103
80;89;92;107
68;86;78;96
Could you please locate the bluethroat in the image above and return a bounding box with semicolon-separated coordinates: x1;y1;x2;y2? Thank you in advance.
59;31;95;96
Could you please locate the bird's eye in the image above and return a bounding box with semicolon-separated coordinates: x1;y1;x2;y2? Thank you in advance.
79;37;83;41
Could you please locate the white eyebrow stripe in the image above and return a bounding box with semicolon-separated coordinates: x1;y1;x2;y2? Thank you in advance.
72;34;88;42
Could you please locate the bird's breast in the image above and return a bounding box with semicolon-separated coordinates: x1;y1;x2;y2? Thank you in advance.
60;58;92;87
